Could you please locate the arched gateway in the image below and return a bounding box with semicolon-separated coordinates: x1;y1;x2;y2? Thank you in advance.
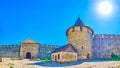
26;52;31;59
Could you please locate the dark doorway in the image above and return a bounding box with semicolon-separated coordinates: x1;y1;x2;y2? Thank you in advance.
26;52;31;59
87;54;90;59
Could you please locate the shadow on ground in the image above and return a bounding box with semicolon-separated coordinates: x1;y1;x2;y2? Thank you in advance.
28;59;112;67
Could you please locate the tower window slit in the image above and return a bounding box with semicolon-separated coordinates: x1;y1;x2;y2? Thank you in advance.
72;27;75;32
87;28;89;33
81;46;83;49
80;26;82;31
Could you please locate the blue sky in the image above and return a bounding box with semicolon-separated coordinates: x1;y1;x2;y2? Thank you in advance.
0;0;120;46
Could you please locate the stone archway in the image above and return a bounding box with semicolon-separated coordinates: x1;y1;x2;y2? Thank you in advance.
26;52;31;59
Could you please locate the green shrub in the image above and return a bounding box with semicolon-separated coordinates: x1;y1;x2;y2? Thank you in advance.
9;63;14;68
10;65;14;68
111;52;120;61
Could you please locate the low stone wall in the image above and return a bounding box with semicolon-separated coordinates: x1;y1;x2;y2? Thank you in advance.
0;58;11;62
0;58;2;62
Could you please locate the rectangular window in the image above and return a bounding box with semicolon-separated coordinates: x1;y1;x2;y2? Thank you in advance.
52;55;54;59
58;54;60;60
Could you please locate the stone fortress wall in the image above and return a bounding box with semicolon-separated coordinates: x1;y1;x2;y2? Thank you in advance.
0;44;59;60
92;34;120;59
0;45;20;58
39;44;59;60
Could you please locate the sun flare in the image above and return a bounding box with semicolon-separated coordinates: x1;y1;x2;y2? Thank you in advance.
97;1;114;16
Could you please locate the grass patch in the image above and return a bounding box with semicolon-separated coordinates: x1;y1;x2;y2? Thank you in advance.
114;60;120;61
111;58;120;61
41;59;51;62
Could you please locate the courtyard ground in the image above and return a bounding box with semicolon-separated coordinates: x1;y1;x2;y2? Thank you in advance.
0;59;120;68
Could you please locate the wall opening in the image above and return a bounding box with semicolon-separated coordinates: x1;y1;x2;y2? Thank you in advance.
58;54;60;60
26;52;31;59
87;54;90;59
55;55;57;61
80;26;82;31
81;46;83;49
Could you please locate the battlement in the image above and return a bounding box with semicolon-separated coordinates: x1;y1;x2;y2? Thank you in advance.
66;26;94;36
93;34;120;38
0;44;20;48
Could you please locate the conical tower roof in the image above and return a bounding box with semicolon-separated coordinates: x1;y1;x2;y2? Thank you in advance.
66;17;94;36
74;17;85;26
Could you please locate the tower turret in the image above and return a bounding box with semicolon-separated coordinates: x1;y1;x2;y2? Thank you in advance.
66;17;94;60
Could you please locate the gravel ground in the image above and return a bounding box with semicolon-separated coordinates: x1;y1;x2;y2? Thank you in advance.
0;59;120;68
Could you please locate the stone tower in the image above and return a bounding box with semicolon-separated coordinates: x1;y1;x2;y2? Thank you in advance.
20;38;39;59
66;18;94;60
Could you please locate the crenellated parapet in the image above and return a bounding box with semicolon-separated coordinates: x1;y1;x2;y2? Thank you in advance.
0;44;20;47
93;34;120;38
